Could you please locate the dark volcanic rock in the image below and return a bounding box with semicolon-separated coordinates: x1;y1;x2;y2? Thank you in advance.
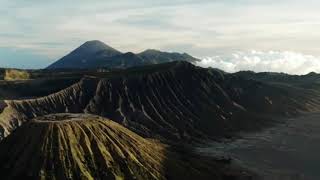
1;62;319;142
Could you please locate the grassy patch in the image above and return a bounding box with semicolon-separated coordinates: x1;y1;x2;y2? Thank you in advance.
4;69;30;80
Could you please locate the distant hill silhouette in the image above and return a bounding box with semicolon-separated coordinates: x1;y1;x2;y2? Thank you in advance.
47;40;122;69
47;40;200;69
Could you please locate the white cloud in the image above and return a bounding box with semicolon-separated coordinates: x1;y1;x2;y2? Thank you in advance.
196;50;320;75
1;0;320;69
1;0;320;59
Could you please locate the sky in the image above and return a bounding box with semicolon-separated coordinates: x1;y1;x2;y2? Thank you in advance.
0;0;320;73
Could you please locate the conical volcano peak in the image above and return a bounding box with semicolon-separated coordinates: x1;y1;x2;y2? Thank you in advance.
79;40;120;53
47;40;200;69
46;40;122;69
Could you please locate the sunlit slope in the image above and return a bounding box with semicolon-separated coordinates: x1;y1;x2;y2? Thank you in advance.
0;114;253;180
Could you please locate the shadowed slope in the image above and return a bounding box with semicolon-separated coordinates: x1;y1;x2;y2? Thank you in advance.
1;62;320;142
95;52;149;69
47;40;122;69
0;62;259;141
138;49;199;64
0;114;255;180
47;40;200;69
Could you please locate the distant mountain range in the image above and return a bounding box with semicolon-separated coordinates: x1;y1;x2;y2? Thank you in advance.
47;40;200;69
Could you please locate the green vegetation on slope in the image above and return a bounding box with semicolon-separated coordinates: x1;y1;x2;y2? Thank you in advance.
0;114;255;180
4;69;30;80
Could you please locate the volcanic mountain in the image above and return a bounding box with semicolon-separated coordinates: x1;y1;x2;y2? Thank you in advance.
46;40;200;69
1;62;320;142
1;61;320;179
0;113;255;180
47;40;122;69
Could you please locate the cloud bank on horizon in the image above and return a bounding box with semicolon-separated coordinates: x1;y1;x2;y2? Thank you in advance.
196;51;320;75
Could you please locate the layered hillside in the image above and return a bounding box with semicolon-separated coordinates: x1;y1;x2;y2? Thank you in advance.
46;40;200;69
0;114;255;180
1;62;319;142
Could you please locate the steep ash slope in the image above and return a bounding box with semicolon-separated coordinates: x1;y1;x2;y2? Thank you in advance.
219;75;320;116
0;114;255;180
0;78;99;139
1;62;319;141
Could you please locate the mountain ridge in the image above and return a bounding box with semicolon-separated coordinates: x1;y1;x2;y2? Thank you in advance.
0;61;320;179
47;40;200;69
2;62;320;142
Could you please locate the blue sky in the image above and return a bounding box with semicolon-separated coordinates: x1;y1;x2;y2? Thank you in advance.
1;0;320;73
